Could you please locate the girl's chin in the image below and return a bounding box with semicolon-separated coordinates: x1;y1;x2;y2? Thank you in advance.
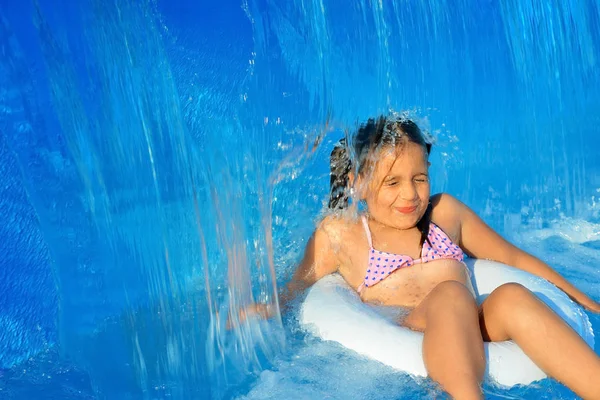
391;212;426;228
377;216;422;230
392;221;421;230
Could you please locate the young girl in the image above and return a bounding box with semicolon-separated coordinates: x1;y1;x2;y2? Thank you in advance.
276;116;600;399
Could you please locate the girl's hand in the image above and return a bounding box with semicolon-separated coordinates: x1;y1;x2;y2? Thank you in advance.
581;299;600;314
565;292;600;314
240;303;275;321
225;303;276;329
569;292;600;314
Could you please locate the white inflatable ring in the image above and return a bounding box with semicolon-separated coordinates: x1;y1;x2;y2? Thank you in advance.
299;258;595;386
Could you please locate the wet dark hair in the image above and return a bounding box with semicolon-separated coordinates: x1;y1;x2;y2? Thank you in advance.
329;115;432;244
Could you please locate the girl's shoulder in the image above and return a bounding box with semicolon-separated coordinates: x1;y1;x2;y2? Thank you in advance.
430;192;466;211
430;193;465;240
317;212;364;244
318;212;363;231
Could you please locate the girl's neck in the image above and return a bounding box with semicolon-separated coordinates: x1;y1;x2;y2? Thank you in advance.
366;214;421;237
365;214;424;257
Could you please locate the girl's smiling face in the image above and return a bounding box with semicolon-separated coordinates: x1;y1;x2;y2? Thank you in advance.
360;140;430;230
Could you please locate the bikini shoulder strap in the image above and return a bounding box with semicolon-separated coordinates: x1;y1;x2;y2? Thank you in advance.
361;215;373;247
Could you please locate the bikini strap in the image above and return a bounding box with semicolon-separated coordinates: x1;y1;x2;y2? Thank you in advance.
361;215;373;247
357;283;365;293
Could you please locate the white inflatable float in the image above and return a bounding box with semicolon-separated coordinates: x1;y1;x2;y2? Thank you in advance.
300;259;595;387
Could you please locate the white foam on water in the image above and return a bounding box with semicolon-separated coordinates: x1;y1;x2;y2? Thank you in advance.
237;338;435;400
515;217;600;244
508;217;600;298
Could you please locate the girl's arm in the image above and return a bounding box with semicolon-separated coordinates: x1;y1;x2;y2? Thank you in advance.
443;194;600;313
245;218;340;320
278;219;341;311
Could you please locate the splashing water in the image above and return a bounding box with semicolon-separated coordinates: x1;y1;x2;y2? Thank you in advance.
0;0;599;399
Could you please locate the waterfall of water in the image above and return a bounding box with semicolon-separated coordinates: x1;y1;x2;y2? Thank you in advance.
0;0;598;398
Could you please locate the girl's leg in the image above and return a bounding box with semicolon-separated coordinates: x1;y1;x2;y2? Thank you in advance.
479;283;600;399
404;281;485;400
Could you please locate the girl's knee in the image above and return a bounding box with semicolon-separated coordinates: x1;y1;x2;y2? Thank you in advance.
429;280;477;311
491;283;533;304
481;283;550;341
406;281;478;331
486;282;538;316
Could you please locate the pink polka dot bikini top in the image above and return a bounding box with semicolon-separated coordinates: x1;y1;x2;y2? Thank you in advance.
357;215;465;293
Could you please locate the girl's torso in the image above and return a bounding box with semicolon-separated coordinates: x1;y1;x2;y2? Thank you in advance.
323;197;471;307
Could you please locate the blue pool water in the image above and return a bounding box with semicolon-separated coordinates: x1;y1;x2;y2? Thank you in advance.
1;0;599;398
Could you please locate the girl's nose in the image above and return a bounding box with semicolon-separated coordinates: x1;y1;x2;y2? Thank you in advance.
399;182;417;200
